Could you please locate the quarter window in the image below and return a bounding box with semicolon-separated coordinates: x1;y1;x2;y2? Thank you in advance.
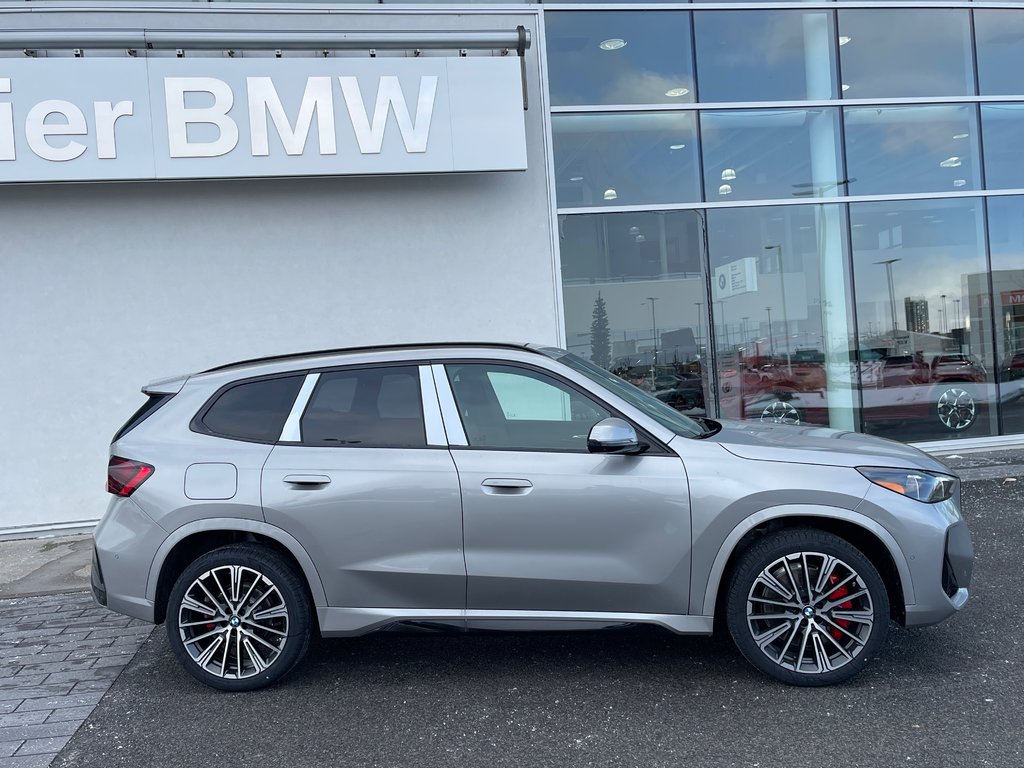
446;364;610;451
200;376;303;443
301;367;425;447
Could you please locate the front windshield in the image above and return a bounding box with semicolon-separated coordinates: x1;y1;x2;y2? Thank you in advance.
541;348;706;438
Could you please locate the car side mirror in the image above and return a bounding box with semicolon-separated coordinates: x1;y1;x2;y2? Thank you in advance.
587;418;643;454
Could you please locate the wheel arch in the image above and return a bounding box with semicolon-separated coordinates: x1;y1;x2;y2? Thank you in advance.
700;506;912;625
147;519;327;625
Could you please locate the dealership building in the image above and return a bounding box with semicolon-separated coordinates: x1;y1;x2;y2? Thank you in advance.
2;0;1023;534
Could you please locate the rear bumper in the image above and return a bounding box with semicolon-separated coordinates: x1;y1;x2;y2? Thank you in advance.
92;496;164;623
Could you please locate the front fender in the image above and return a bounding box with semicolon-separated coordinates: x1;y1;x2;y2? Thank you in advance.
145;517;328;608
697;504;914;617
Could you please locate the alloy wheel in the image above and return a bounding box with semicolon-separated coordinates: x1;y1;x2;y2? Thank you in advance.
759;399;801;425
746;551;874;675
937;387;976;431
177;565;289;680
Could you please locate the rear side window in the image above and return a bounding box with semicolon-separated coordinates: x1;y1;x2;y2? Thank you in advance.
199;376;303;443
112;394;173;442
301;366;425;447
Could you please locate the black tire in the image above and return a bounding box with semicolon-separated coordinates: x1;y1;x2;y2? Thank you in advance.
726;528;889;686
166;544;312;692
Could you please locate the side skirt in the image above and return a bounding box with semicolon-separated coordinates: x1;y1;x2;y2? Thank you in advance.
317;607;714;637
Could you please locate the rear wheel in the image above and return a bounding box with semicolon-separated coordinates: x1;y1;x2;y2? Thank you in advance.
726;529;889;686
166;544;311;691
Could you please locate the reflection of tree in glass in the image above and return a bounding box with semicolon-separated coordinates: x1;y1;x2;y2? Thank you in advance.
591;292;612;369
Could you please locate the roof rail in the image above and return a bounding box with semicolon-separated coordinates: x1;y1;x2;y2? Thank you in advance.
201;342;536;374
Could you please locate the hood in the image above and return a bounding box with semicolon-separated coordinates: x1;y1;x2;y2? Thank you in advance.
710;419;952;473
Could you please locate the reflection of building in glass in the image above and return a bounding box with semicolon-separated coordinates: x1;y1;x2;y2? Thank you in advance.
905;297;930;333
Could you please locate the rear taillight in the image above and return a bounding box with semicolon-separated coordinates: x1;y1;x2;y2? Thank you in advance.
106;457;154;497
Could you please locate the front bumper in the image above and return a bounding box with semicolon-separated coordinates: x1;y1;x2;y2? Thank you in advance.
904;519;973;627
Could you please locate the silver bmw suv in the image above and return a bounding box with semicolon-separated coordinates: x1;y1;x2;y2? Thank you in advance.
92;343;972;691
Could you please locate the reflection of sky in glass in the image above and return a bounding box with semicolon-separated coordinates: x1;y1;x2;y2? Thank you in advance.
694;10;836;102
546;11;694;106
976;11;1024;96
838;10;973;98
553;113;700;208
849;199;986;341
706;205;852;353
701;109;841;202
981;105;1024;190
845;105;980;196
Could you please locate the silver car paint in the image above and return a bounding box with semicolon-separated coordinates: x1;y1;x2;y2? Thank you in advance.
94;344;968;636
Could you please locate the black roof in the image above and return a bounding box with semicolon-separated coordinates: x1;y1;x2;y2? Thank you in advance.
201;342;536;374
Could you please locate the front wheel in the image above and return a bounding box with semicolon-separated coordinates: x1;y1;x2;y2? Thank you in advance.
166;544;312;691
726;529;889;686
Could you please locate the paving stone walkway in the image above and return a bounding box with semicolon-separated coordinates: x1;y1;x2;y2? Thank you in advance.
0;593;152;768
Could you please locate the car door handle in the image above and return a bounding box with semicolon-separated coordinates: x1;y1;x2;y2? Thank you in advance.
481;478;533;495
283;474;331;487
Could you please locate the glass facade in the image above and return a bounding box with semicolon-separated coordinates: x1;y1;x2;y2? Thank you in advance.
547;4;1024;443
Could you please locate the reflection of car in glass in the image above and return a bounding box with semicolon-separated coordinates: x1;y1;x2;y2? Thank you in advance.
741;351;988;433
93;343;971;690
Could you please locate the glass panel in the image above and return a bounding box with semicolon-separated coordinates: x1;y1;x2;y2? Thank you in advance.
693;10;837;103
201;377;302;443
981;104;1024;190
837;10;974;98
446;364;609;451
553;112;700;208
302;367;425;447
559;210;710;416
850;199;997;441
984;196;1024;437
706;205;857;431
700;108;842;202
976;10;1024;96
845;105;981;196
546;11;695;106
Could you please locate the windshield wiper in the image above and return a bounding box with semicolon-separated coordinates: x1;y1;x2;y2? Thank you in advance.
692;417;722;439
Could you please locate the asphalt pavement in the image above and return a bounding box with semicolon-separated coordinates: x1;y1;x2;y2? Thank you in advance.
41;464;1024;768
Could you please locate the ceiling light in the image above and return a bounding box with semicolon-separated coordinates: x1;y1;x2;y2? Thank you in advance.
841;84;850;92
718;184;732;196
953;133;969;139
599;38;626;51
628;226;641;235
603;188;618;200
669;143;686;150
940;156;962;168
665;87;690;98
635;234;647;243
721;168;737;181
839;35;852;46
953;179;967;188
569;176;583;182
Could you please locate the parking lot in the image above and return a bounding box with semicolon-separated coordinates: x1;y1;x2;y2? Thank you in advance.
2;456;1021;768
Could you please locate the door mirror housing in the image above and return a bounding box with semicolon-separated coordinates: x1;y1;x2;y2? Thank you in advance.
587;418;643;454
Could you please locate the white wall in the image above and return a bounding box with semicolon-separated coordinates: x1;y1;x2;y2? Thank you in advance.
0;7;557;532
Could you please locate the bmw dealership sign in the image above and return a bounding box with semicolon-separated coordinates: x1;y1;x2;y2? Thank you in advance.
0;56;528;182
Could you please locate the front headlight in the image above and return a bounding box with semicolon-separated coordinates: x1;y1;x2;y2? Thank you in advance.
857;467;958;503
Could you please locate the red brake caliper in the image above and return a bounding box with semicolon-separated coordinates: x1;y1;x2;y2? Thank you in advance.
827;574;853;641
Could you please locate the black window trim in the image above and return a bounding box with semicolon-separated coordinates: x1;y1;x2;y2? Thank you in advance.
436;358;674;456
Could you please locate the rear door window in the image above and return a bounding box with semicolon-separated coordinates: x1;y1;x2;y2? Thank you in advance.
301;366;426;447
199;376;303;442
